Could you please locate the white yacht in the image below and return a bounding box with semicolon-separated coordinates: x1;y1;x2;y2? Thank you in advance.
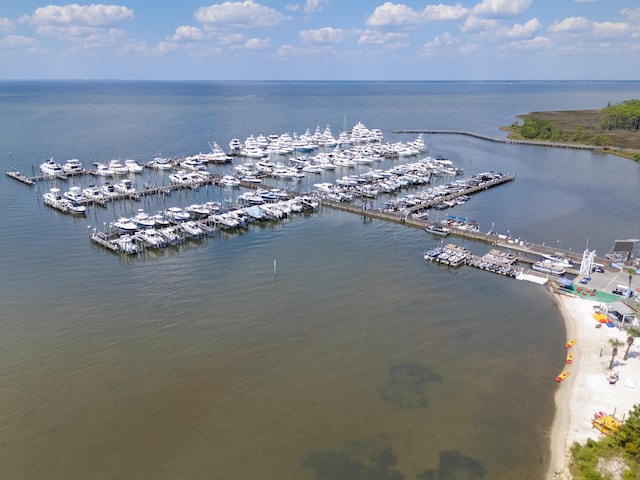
63;186;85;203
165;206;190;222
169;170;193;186
109;159;129;175
221;175;241;188
82;185;104;202
111;217;138;235
124;159;144;173
62;158;84;175
114;179;136;194
94;163;114;176
131;209;156;229
134;229;167;249
43;187;86;215
40;158;64;176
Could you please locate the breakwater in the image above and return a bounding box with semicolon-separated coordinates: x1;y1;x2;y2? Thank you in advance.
393;130;601;150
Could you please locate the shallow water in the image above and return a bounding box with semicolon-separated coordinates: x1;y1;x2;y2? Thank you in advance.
1;80;639;479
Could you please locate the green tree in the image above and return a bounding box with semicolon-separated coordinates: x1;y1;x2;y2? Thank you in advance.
613;403;640;456
609;338;625;369
571;126;585;143
624;327;640;361
592;134;613;147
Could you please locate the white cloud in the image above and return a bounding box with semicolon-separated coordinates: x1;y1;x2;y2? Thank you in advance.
0;17;12;33
424;31;459;48
591;21;633;39
285;4;300;12
243;37;271;50
573;0;596;3
548;16;591;33
497;18;541;38
366;3;422;28
358;29;408;45
422;3;468;21
461;16;498;32
304;0;331;15
195;1;285;29
168;26;203;42
218;33;244;45
0;34;39;49
505;35;551;50
28;4;134;26
621;8;640;25
366;2;467;28
472;0;532;18
300;26;350;44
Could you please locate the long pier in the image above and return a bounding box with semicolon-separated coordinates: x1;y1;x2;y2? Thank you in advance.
393;130;601;150
320;198;605;267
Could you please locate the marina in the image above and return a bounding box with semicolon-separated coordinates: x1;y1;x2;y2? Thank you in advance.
7;133;616;273
2;81;640;480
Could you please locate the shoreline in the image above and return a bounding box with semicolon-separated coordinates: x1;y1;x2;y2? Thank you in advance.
546;293;639;479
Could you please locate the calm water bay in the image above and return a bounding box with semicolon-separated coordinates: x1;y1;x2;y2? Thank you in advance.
1;81;639;479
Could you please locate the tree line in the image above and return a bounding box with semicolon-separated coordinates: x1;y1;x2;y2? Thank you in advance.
600;99;640;132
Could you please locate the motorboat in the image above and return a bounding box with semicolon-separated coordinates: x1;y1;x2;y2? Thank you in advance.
169;170;193;186
131;209;156;229
43;187;86;215
109;159;129;175
101;183;117;197
114;179;136;194
532;260;566;276
425;224;450;236
82;185;104;202
94;163;114;176
541;254;574;269
158;226;183;245
111;217;138;235
111;234;139;254
62;158;84;175
40;158;64;176
124;159;144;173
185;204;210;219
180;221;205;237
220;175;241;188
229;138;242;154
134;228;167;248
148;156;173;170
63;186;85;203
165;206;190;222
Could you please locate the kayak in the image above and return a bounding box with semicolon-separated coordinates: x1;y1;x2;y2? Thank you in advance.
565;338;576;349
556;371;570;382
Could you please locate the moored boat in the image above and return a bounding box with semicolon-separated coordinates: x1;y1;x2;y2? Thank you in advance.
40;158;64;176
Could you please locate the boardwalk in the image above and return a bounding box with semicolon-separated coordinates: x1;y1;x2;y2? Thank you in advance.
393;129;601;150
320;198;606;268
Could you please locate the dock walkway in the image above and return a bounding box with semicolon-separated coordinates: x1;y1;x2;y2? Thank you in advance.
393;129;601;151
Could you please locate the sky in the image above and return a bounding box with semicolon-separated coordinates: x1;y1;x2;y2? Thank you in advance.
0;0;639;80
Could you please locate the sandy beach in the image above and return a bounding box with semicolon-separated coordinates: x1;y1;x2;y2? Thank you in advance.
547;293;639;479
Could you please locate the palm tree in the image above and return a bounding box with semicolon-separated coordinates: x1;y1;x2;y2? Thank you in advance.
623;327;640;361
609;338;625;369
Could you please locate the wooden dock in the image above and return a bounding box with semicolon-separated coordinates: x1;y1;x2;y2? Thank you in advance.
319;198;605;267
5;170;35;185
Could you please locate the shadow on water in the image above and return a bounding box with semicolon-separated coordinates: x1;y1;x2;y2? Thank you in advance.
304;435;405;480
418;449;487;479
379;361;442;409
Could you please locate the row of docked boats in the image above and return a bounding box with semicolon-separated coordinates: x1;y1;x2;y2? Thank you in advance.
42;188;87;215
423;244;470;267
39;158;146;178
229;123;421;160
94;195;319;254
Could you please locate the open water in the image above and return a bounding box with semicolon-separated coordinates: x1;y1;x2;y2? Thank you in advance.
1;81;640;480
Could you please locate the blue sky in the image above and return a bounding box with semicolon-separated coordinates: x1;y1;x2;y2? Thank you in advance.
1;0;639;80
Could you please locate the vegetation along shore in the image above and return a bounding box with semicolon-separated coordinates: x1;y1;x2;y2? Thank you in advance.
503;99;640;161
